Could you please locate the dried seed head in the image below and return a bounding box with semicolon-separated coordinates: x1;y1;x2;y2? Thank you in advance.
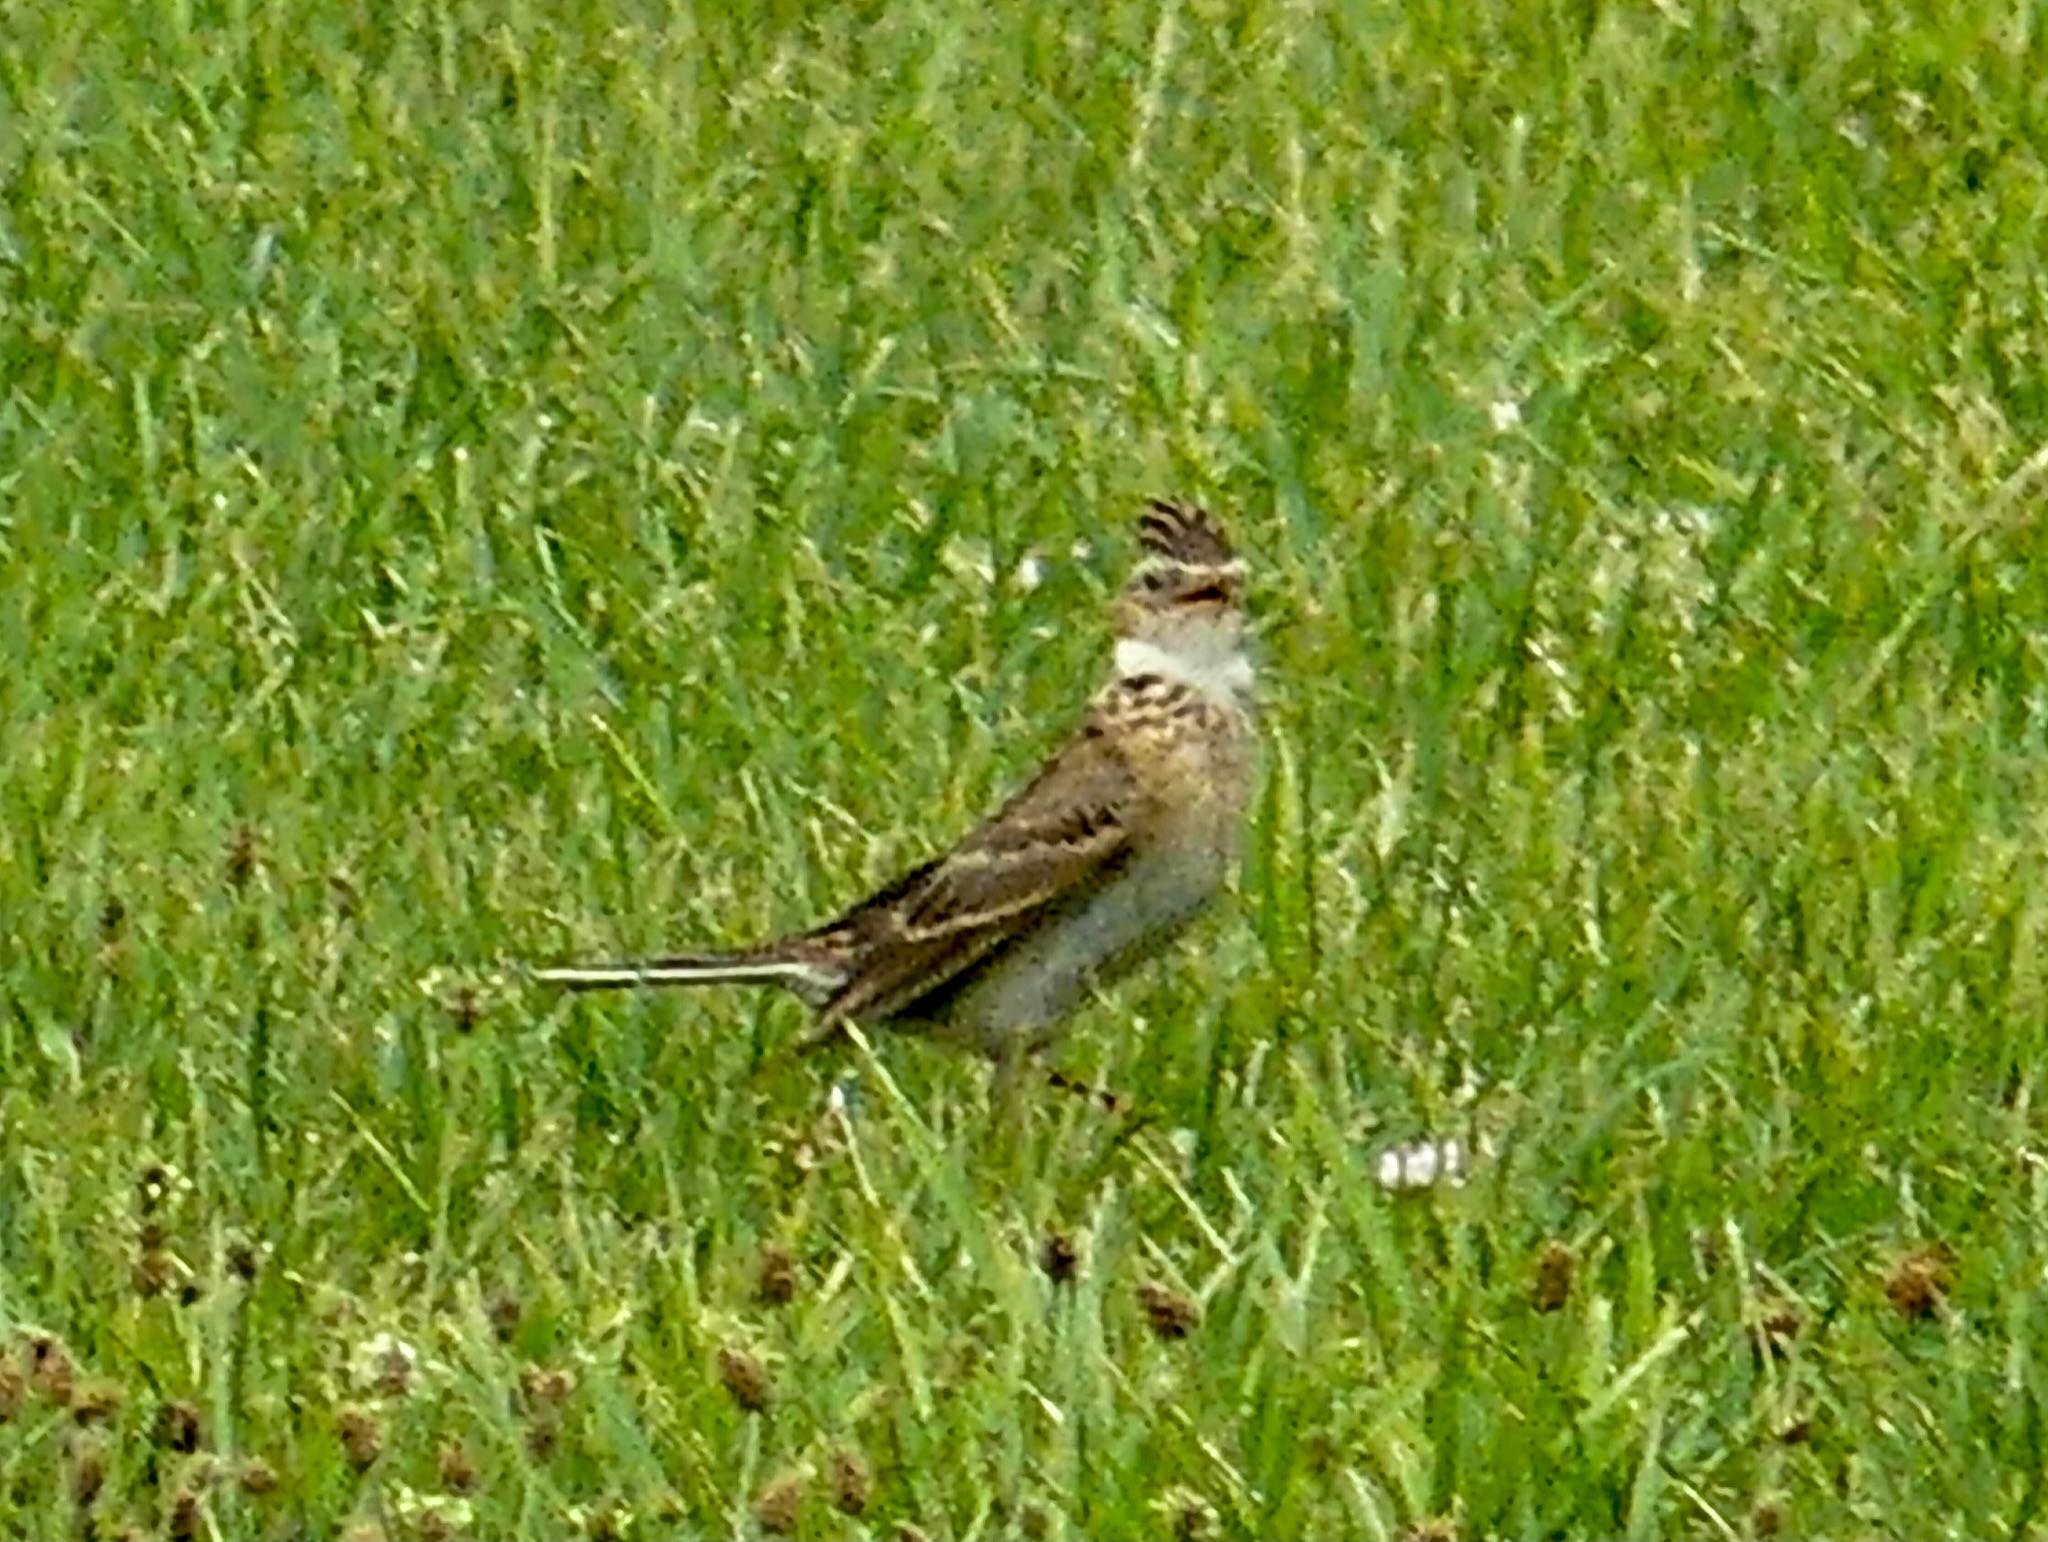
70;1378;122;1426
226;825;259;889
488;1291;522;1343
1886;1245;1954;1321
717;1345;772;1413
373;1342;415;1399
446;986;480;1035
755;1243;799;1308
520;1364;574;1409
1136;1281;1199;1341
585;1502;625;1542
228;1240;261;1282
140;1219;171;1252
136;1249;177;1298
525;1415;559;1462
829;1446;871;1517
1750;1301;1803;1360
1159;1486;1216;1542
1753;1500;1784;1538
1778;1417;1814;1446
753;1472;804;1537
336;1404;382;1470
438;1437;479;1494
0;1358;22;1422
1531;1241;1574;1313
72;1436;107;1508
30;1336;75;1404
157;1400;204;1453
238;1458;279;1497
99;896;127;940
169;1488;202;1542
1040;1231;1078;1286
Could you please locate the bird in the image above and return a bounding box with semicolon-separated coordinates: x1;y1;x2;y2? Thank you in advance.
534;501;1256;1088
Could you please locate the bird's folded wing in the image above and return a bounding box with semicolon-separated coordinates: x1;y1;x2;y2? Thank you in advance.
811;719;1137;1029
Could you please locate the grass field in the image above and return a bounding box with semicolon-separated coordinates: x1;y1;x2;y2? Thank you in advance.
6;1;2048;1537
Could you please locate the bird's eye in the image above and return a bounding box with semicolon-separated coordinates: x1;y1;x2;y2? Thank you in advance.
1181;583;1229;605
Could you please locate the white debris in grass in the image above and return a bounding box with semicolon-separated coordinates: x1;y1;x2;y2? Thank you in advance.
1376;1135;1469;1192
350;1332;419;1394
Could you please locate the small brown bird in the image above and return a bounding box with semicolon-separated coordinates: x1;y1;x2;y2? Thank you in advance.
535;502;1256;1077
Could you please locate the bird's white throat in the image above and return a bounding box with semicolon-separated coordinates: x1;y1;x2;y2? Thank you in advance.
1114;635;1255;700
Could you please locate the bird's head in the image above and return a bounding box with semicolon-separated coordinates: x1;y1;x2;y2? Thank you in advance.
1112;501;1252;696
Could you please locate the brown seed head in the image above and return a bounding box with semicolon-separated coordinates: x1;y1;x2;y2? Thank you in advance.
1040;1230;1078;1286
226;825;259;889
1158;1487;1215;1542
755;1242;799;1308
1137;1281;1199;1341
717;1345;772;1413
136;1249;177;1298
753;1472;804;1536
31;1336;75;1404
829;1446;871;1517
438;1437;479;1494
336;1404;382;1470
169;1488;202;1542
0;1358;22;1421
1886;1245;1954;1321
1531;1241;1574;1313
228;1240;260;1282
520;1364;574;1409
525;1415;559;1462
100;895;128;940
1752;1500;1784;1539
1750;1301;1803;1360
1778;1417;1814;1446
70;1378;123;1426
373;1344;414;1399
488;1291;522;1343
72;1436;107;1508
238;1458;279;1497
157;1400;204;1453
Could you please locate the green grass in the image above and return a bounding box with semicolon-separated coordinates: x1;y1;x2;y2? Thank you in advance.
6;0;2048;1536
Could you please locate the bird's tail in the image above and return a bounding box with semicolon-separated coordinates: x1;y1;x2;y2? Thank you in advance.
532;947;842;1007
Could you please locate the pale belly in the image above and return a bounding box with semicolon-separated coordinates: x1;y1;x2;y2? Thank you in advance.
932;843;1227;1055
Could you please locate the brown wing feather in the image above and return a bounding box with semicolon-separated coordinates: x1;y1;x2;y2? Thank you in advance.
804;703;1140;1032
